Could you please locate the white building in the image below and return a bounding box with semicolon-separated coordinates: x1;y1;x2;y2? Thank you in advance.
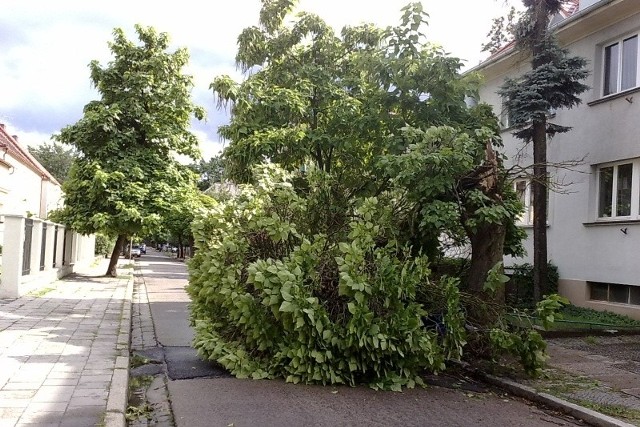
472;0;640;319
0;123;95;297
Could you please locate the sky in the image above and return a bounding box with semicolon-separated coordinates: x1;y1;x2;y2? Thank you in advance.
0;0;516;161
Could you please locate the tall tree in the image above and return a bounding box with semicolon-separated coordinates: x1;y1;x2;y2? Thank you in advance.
497;0;588;301
188;155;225;191
210;0;523;300
28;141;76;184
52;25;204;276
163;189;216;258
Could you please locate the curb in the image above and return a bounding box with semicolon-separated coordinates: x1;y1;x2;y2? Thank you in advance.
105;268;134;427
480;373;637;427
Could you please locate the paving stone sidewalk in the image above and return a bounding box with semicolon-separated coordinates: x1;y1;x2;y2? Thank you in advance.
516;336;640;426
0;258;132;427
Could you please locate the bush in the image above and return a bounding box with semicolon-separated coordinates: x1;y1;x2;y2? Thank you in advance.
95;233;115;258
187;165;467;390
505;262;559;307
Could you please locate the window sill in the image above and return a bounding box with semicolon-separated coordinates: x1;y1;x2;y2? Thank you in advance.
587;86;640;107
515;223;549;229
583;219;640;227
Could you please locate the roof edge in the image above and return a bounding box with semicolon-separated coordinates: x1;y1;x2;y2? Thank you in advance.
0;125;61;186
466;0;619;75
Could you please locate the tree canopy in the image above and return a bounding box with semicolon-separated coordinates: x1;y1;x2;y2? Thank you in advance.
52;25;204;276
211;1;481;190
188;155;225;191
28;141;76;184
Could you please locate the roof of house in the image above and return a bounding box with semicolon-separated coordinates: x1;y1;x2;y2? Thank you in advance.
472;0;583;70
559;0;580;19
0;123;60;185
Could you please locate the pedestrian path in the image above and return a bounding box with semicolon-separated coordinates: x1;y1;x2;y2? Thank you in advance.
0;259;132;427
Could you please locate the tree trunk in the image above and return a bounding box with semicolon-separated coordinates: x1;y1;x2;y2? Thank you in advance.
532;119;548;301
463;141;508;308
467;224;507;304
106;234;126;277
531;0;551;302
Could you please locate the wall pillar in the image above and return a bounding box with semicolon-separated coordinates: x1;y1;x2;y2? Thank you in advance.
54;225;65;269
1;215;25;298
43;221;55;272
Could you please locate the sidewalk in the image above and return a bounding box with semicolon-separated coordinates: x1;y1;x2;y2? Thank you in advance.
0;258;132;427
477;335;640;427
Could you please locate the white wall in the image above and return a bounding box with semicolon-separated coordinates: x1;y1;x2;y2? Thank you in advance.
0;147;63;220
478;12;640;289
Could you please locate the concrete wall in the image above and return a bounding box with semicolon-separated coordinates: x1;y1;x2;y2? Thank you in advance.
0;214;96;298
477;7;640;316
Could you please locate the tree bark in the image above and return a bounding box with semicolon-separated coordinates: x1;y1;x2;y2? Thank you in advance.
532;119;548;301
463;141;507;306
106;234;126;277
467;224;507;304
531;0;551;302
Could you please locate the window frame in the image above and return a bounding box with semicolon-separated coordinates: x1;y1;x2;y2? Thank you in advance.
602;33;640;97
589;281;640;306
595;158;640;220
513;178;534;226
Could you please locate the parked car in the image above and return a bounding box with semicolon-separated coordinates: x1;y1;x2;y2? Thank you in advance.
131;245;141;258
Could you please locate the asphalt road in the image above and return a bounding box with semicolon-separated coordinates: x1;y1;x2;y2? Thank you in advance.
138;254;580;427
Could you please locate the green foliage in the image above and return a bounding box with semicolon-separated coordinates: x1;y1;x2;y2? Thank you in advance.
188;155;225;191
499;37;589;141
52;25;203;243
188;165;472;390
506;262;559;307
95;233;116;257
559;306;640;328
162;189;216;255
490;294;567;376
212;1;480;188
483;262;510;294
482;6;519;54
28;141;77;184
191;0;549;388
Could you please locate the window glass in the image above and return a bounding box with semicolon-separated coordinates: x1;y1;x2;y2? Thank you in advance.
598;166;613;217
616;163;633;216
589;282;608;301
609;284;629;304
514;179;534;224
630;286;640;305
621;36;638;91
604;43;619;95
515;180;527;221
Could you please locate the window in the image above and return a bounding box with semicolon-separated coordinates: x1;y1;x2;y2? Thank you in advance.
589;282;640;306
603;34;639;96
500;102;514;129
514;179;533;225
596;159;640;219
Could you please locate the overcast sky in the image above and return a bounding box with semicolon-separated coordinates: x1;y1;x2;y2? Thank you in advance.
1;0;515;161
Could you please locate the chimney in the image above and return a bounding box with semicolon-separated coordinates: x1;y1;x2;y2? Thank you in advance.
12;135;18;142
0;123;5;130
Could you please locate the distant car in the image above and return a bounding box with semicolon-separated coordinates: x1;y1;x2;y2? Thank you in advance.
171;246;177;253
131;245;141;258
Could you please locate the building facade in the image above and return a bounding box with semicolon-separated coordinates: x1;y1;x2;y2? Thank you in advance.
472;0;640;318
0;123;95;297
